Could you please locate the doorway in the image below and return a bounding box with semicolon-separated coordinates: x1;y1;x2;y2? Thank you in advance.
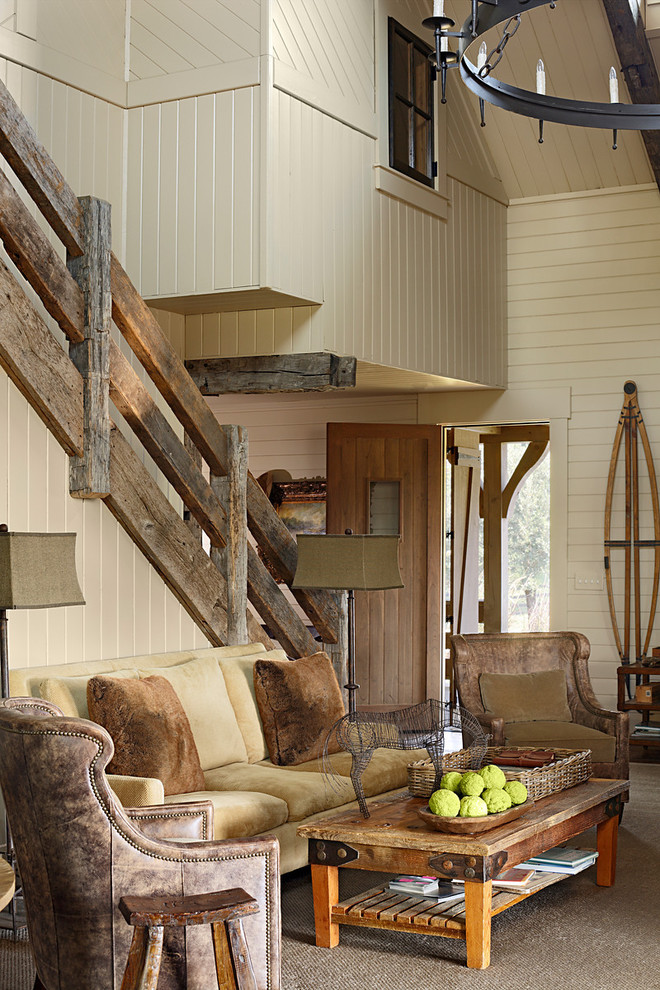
446;423;551;639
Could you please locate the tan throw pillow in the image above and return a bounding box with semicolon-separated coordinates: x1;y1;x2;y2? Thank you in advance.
87;675;205;795
220;652;288;763
40;668;139;718
137;656;248;771
253;652;346;766
479;668;572;724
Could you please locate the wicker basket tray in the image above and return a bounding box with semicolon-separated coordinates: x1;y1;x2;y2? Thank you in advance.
407;747;593;802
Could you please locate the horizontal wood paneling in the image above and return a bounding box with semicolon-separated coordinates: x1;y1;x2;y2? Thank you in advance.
125;85;260;299
507;183;660;710
0;63;208;669
205;392;419;480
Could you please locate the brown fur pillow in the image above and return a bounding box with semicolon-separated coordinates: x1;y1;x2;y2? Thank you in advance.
253;652;345;766
87;675;205;795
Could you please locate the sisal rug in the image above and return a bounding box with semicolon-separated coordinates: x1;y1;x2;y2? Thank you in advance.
2;764;658;989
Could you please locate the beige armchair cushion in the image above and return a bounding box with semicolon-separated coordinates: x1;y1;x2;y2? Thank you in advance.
505;721;616;763
166;789;289;840
40;668;139;718
480;668;572;723
138;655;248;771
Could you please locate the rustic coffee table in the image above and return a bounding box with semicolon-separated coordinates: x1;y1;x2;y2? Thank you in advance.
297;777;628;969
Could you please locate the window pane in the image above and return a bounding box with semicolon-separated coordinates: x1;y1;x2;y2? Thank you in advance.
369;481;400;535
414;113;430;175
393;99;411;167
413;48;430;112
391;31;410;98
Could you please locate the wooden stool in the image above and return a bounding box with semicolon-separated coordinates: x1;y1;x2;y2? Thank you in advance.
119;887;260;990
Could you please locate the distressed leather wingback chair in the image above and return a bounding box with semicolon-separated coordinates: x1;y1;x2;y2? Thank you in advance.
451;632;629;780
0;698;281;990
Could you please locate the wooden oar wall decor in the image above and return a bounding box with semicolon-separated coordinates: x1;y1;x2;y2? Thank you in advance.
604;382;660;695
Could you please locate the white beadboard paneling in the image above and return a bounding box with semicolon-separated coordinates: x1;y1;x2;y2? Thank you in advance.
129;0;261;80
507;183;660;710
259;90;506;388
272;0;374;114
127;87;260;298
0;68;209;670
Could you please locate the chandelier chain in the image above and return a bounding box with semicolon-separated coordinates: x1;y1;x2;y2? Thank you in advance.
477;14;521;78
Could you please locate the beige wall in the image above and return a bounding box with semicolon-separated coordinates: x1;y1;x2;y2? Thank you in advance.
422;182;660;711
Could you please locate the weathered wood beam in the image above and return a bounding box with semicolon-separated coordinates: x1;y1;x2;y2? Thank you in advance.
108;342;317;656
110;254;340;644
106;425;270;649
0;256;83;456
185;353;357;394
0;78;83;256
211;427;248;645
67;197;111;498
0;168;84;342
183;432;203;544
601;0;660;191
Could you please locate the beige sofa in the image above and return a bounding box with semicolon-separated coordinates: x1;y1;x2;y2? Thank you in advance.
10;645;424;873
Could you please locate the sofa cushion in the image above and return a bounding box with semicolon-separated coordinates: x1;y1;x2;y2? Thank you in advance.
265;747;430;797
137;656;248;771
253;652;345;766
504;721;616;763
40;668;139;718
87;675;205;795
203;762;355;822
165;789;289;840
220;652;287;763
480;669;572;723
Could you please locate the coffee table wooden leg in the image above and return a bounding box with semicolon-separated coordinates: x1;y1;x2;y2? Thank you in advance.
310;864;339;948
596;811;619;886
464;880;492;970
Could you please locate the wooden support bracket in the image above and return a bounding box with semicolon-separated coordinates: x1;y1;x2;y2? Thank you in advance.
67;196;111;497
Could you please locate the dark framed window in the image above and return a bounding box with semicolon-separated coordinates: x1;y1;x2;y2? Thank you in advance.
388;18;435;187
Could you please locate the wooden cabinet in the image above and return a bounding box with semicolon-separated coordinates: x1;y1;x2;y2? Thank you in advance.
617;663;660;747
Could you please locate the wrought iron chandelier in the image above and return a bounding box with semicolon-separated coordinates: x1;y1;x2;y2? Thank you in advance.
423;0;660;147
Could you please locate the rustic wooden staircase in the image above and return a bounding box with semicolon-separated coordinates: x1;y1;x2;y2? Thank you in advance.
0;78;339;656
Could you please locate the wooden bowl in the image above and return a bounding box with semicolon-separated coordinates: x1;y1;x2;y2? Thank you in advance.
416;799;534;834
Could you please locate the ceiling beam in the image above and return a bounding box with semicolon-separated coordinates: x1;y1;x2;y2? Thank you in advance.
185;352;357;394
602;0;660;191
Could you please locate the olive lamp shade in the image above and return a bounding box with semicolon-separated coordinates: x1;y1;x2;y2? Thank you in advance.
292;534;403;591
0;532;85;609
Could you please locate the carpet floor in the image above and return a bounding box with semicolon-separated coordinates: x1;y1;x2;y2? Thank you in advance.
2;763;658;989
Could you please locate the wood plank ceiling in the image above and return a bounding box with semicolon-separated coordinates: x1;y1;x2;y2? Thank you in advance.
441;0;655;199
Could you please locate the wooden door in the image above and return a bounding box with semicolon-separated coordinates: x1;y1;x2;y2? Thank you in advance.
326;423;443;706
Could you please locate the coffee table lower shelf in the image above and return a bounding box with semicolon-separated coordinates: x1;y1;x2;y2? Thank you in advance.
333;871;574;939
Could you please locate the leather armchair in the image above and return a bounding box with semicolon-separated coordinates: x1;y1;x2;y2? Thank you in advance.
451;631;629;780
0;698;281;990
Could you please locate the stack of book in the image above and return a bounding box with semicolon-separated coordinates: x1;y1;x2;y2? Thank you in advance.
518;846;598;874
631;723;660;742
387;876;464;905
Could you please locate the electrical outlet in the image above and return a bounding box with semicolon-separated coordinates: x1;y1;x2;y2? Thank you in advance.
574;569;603;591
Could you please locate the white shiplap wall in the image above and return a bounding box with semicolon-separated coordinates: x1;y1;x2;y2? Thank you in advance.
211;88;506;388
507;182;660;709
125;85;260;300
205;391;420;481
0;62;208;670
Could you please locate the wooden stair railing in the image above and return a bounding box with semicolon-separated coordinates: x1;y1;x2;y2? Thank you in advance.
0;77;340;654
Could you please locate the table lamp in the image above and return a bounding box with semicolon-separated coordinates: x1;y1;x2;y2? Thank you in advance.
292;533;403;714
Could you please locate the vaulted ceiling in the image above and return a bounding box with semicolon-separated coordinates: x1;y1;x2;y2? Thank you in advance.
438;0;657;200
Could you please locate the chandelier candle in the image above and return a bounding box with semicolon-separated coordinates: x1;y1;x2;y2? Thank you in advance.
536;59;546;95
609;66;619;103
433;0;444;16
